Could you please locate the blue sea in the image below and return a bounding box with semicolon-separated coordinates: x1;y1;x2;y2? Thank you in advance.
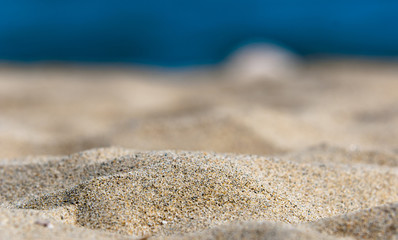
1;0;397;66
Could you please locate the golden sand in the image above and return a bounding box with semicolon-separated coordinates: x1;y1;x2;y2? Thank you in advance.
308;203;398;239
1;60;398;239
1;148;396;239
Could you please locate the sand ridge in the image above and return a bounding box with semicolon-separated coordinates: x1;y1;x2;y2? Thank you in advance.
2;148;395;239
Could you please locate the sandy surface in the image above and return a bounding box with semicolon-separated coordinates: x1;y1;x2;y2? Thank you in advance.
0;58;398;239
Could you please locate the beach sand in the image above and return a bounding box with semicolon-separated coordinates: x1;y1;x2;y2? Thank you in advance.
0;59;398;239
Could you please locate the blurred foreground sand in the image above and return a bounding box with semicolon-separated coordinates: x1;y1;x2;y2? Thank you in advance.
0;59;398;239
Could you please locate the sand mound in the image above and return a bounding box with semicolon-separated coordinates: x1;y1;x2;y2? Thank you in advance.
161;221;342;240
309;203;398;240
284;144;398;168
0;148;135;203
0;207;133;240
245;154;398;221
20;151;273;236
15;149;398;238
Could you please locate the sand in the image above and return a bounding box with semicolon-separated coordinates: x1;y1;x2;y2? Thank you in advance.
1;59;398;239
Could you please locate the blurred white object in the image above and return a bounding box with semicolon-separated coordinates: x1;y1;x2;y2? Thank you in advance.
223;42;300;83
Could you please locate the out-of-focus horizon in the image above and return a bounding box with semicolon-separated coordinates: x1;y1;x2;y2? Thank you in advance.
1;1;398;67
1;0;398;159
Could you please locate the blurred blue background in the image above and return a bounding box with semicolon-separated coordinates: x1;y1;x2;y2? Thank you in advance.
1;0;398;66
